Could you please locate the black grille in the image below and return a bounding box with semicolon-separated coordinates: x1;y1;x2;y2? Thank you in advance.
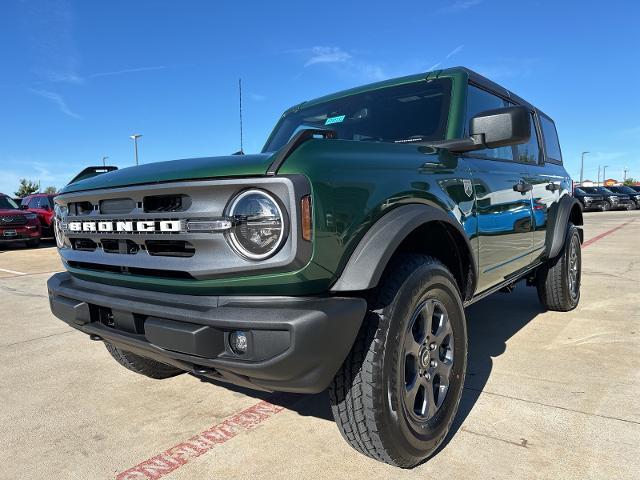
101;239;140;255
71;238;97;251
143;194;191;213
69;202;94;215
67;261;194;279
146;240;195;258
100;198;135;215
0;215;27;226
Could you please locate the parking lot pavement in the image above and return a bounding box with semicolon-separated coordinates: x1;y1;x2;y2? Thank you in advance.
0;211;638;480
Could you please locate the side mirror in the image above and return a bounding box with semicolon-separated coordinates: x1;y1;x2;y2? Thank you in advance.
428;106;531;153
470;105;530;149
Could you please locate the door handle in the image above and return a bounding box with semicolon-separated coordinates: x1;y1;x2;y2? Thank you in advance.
546;182;561;192
513;181;533;193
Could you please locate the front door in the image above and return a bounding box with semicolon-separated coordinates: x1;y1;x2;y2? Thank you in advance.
463;84;535;292
467;158;534;292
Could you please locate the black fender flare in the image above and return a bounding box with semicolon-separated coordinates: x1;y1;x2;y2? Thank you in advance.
545;194;583;259
330;204;477;298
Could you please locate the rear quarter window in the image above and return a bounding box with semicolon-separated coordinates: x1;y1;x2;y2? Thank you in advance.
540;115;562;163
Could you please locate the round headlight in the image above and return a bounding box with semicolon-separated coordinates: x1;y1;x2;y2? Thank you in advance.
226;189;287;260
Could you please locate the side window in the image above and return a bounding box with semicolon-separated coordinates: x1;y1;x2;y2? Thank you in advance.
514;113;540;164
539;115;562;163
464;85;513;161
32;198;43;209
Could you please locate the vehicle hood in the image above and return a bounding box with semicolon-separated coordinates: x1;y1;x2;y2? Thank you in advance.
0;209;30;218
60;153;276;194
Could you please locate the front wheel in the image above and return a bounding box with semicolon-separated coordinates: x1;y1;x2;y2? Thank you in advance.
600;203;610;212
536;224;581;311
329;255;467;467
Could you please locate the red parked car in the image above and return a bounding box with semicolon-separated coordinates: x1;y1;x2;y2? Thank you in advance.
21;193;56;237
0;193;41;247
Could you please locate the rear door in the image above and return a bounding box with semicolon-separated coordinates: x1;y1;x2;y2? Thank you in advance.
524;113;570;264
464;85;536;292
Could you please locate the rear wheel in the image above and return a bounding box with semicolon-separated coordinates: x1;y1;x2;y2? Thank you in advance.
329;255;467;467
105;343;184;379
536;224;581;311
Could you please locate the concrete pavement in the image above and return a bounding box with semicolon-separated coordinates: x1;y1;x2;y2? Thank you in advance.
0;211;638;479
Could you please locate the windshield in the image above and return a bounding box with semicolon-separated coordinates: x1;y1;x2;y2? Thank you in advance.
263;79;451;152
610;186;635;194
0;196;19;210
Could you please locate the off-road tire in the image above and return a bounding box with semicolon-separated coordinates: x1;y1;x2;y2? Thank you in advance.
536;223;581;311
600;203;610;212
105;343;183;379
329;254;467;468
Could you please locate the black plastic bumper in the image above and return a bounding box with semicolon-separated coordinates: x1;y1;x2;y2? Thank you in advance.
47;272;366;393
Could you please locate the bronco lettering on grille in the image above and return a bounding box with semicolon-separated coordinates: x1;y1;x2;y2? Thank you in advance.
64;220;183;233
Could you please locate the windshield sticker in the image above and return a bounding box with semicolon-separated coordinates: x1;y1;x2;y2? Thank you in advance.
325;114;345;125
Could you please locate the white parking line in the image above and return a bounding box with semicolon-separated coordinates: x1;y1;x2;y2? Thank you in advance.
0;267;26;276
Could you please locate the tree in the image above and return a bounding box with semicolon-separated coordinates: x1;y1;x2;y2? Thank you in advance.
43;186;58;194
14;179;39;197
623;178;637;186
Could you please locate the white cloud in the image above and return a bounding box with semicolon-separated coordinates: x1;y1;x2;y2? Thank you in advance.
299;46;387;82
28;88;80;119
304;47;352;67
438;0;484;14
470;58;539;80
445;44;464;59
0;160;78;195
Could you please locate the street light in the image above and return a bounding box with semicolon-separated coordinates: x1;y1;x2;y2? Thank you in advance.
602;165;609;186
580;151;590;185
101;155;109;167
130;134;143;166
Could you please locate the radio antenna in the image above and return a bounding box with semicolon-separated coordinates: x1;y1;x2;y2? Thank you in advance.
238;78;244;155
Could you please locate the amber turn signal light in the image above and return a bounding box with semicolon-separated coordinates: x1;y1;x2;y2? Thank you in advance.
301;195;312;241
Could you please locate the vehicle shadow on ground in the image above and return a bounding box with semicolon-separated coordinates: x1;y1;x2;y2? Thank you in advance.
437;282;545;453
197;282;544;432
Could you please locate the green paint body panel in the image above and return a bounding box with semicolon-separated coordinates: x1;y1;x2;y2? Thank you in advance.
61;154;275;194
55;67;572;298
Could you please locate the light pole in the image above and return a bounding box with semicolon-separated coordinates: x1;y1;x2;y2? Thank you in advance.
101;155;109;167
580;151;589;185
597;165;601;186
602;165;609;186
130;134;143;166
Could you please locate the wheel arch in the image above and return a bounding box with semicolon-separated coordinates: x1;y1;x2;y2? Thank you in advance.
546;195;584;259
330;204;477;301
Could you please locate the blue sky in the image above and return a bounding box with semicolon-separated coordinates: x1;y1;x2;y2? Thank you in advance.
1;0;639;194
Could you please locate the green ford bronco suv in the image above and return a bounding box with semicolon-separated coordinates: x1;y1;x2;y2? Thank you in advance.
48;67;583;467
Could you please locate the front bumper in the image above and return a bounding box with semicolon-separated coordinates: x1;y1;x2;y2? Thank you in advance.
0;225;40;241
581;200;606;211
612;199;636;209
48;272;366;393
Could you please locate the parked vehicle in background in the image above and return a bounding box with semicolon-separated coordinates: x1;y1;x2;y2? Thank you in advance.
573;187;607;212
21;193;56;236
0;193;41;247
606;186;640;208
579;186;635;211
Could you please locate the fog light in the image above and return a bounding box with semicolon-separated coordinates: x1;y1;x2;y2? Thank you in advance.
229;331;248;355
